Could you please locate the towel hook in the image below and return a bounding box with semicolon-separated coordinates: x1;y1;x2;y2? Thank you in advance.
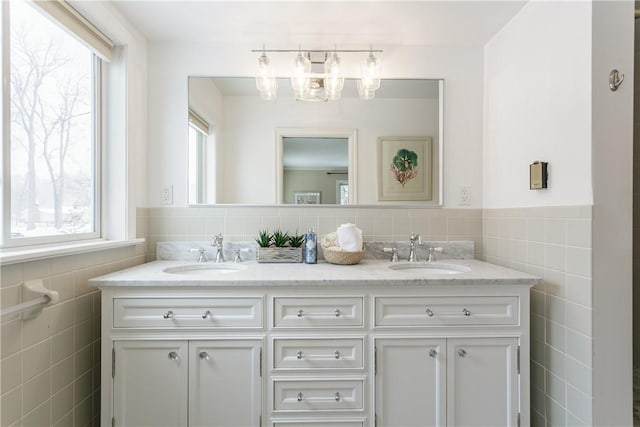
609;69;624;91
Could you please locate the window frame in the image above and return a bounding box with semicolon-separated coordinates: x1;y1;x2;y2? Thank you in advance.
1;0;103;248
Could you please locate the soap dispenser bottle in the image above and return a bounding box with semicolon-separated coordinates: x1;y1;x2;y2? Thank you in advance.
304;228;317;264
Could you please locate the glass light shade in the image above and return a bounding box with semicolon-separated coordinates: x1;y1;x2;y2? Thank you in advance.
255;53;277;99
291;51;311;98
360;52;382;92
324;52;344;99
357;80;375;100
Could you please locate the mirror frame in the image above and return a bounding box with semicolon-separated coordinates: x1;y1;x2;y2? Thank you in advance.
276;128;358;205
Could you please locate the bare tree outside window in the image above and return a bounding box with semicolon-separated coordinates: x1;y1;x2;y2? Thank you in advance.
10;1;95;239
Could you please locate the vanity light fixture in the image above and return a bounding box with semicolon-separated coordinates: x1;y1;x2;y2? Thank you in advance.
252;45;383;101
255;45;278;100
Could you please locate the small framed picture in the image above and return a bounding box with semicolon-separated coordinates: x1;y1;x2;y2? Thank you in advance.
294;191;321;204
377;136;433;201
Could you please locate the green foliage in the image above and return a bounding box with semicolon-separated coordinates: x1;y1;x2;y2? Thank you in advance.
272;229;290;247
392;148;418;171
255;230;272;248
288;233;305;248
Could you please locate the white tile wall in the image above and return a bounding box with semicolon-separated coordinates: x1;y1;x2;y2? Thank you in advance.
4;205;593;427
483;206;593;426
139;206;485;261
0;242;145;427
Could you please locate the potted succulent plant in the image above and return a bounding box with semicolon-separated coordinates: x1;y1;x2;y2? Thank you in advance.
255;229;303;263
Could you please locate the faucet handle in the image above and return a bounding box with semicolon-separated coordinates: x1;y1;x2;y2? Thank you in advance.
427;247;443;262
189;248;206;263
383;247;399;262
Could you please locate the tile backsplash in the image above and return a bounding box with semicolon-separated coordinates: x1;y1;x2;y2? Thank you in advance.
138;206;484;262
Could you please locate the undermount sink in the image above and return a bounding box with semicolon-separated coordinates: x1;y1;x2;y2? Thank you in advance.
387;262;470;275
163;263;248;276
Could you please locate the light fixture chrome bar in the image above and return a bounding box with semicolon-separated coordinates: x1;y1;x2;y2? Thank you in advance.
251;48;383;53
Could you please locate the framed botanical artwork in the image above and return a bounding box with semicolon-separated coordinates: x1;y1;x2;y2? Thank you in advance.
377;136;433;201
294;191;321;204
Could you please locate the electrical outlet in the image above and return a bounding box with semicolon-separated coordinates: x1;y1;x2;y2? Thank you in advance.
161;186;173;205
459;185;471;206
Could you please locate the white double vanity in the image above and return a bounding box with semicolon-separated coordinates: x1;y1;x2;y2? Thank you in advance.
90;249;539;427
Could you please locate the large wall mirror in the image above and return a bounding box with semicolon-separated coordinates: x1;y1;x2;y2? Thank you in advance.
188;77;443;206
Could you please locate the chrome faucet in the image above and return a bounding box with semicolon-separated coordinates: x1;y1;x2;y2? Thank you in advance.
211;233;224;263
408;233;422;262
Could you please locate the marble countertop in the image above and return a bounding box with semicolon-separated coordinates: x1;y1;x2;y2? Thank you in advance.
89;259;541;288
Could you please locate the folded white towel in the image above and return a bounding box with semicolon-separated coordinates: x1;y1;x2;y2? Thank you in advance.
337;223;363;252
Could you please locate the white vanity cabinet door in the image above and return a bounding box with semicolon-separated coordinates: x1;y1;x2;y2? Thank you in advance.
446;337;519;427
375;338;446;427
113;340;188;427
189;340;262;427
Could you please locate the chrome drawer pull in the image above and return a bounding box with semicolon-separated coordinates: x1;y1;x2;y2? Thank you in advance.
297;309;304;318
297;351;303;359
334;350;341;359
163;310;174;319
335;308;341;317
297;392;304;402
462;308;471;317
458;349;467;357
202;310;212;319
426;308;434;317
199;351;210;360
168;351;180;361
335;392;341;402
429;349;437;358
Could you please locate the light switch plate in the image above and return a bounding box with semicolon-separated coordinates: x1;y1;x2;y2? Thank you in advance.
530;162;548;190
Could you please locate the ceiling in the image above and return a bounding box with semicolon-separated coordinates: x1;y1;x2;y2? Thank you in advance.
110;1;527;48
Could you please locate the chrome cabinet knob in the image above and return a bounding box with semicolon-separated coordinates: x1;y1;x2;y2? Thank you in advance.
199;352;210;360
335;392;341;402
297;351;304;360
297;309;304;318
462;308;471;317
163;310;174;319
426;308;434;317
297;392;304;402
202;310;212;319
334;350;341;359
429;349;437;358
458;349;467;357
335;309;341;317
168;351;180;361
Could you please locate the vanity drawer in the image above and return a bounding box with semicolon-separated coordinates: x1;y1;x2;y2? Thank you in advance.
113;297;263;328
274;379;364;411
374;296;519;326
273;297;363;328
273;421;363;427
274;338;364;370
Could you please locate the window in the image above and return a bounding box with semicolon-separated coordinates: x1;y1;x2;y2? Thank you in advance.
188;123;207;204
188;109;211;204
2;0;111;247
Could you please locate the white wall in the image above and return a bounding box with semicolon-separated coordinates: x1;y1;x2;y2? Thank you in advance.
591;1;634;425
482;1;596;425
146;42;484;207
483;1;592;208
220;96;437;204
